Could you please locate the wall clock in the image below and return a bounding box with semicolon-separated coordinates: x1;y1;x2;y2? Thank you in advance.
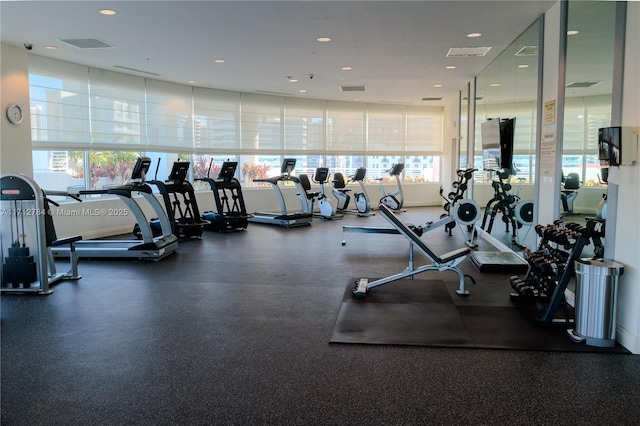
6;103;24;125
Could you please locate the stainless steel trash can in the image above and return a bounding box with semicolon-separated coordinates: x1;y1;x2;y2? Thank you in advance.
568;259;624;347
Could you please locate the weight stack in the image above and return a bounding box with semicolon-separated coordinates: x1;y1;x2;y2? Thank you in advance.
3;246;37;288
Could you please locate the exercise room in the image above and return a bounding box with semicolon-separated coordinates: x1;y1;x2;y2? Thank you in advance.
2;1;639;424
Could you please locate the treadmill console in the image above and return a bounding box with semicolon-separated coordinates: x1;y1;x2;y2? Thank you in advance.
218;161;238;182
281;158;297;176
131;157;153;183
168;161;191;184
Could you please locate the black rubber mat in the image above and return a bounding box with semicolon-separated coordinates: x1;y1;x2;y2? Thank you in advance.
331;279;628;353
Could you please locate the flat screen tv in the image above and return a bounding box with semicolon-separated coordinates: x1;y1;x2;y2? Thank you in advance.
499;118;515;170
481;118;515;172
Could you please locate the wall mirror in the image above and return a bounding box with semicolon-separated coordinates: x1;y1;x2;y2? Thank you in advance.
561;0;616;218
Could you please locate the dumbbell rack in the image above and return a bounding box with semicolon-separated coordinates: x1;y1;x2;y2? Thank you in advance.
510;221;591;326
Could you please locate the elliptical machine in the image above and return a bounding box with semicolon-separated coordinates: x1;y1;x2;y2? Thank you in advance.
332;167;374;216
377;163;405;211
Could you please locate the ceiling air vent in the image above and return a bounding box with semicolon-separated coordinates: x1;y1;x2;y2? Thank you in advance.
255;90;294;96
57;37;116;49
566;81;600;88
422;97;443;101
113;65;161;76
340;85;367;92
446;47;492;57
515;45;539;56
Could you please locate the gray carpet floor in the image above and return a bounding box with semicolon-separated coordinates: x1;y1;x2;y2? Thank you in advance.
2;207;639;425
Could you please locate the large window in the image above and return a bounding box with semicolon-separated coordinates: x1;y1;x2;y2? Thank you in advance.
29;56;445;192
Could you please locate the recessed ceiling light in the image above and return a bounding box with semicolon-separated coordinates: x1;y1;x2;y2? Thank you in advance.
214;59;225;63
490;83;502;87
44;45;57;50
316;37;332;42
289;79;298;83
467;33;482;38
99;9;117;16
341;66;352;71
445;65;456;69
517;64;529;69
433;84;443;88
299;89;307;93
567;30;580;36
187;80;196;84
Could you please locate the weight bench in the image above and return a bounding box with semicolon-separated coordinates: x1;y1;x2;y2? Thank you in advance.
353;204;474;298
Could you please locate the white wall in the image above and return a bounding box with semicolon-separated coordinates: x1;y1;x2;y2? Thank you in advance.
612;1;640;354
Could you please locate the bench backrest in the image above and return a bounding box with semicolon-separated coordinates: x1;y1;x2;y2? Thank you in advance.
378;204;470;264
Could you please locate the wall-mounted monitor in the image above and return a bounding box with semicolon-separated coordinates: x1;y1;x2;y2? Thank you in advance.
481;118;515;172
599;126;637;169
499;118;515;170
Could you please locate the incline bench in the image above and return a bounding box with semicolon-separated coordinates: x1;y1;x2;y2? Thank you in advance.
353;204;475;298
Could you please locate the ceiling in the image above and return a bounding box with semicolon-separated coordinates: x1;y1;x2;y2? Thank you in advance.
1;0;557;106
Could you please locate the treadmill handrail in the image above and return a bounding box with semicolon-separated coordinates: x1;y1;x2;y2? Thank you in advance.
254;174;302;185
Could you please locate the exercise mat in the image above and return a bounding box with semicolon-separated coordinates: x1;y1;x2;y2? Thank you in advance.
330;278;628;353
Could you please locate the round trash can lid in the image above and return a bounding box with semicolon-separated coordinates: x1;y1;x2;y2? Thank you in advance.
575;258;624;276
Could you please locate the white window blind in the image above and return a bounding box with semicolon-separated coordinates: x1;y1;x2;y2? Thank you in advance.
193;88;240;150
511;101;536;152
564;95;611;152
326;101;365;152
145;79;193;148
28;57;445;158
240;93;282;151
284;98;326;152
88;68;145;146
406;106;443;152
29;56;90;145
367;104;404;152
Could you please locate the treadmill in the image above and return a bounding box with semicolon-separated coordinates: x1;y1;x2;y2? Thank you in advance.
196;160;252;232
248;158;313;228
51;157;178;261
147;160;209;239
